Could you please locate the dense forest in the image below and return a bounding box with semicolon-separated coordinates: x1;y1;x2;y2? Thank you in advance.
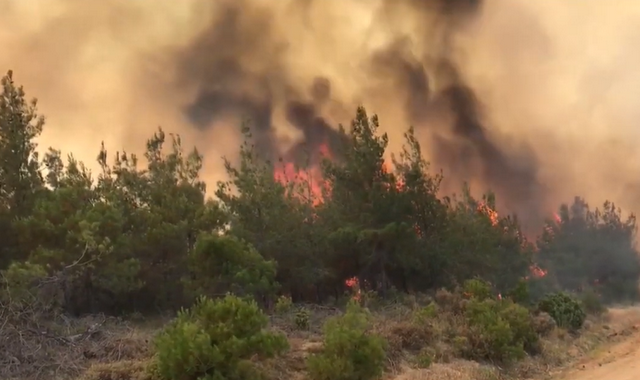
0;69;638;318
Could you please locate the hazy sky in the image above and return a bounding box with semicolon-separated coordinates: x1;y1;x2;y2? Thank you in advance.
1;0;639;226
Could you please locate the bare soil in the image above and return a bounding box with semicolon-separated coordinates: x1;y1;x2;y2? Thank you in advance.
548;307;640;380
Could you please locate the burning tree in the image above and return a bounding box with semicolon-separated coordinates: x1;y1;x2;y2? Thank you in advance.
251;107;535;297
213;105;638;304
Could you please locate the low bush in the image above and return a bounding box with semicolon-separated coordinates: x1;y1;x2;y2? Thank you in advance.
537;292;586;331
463;278;493;301
463;298;539;363
275;295;293;314
579;289;606;316
307;301;386;380
531;312;557;336
506;279;531;306
295;308;310;330
153;294;289;380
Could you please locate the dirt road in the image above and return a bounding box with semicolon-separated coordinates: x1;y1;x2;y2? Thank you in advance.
556;308;640;380
560;344;640;380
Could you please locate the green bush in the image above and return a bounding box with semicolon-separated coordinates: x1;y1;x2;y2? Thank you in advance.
307;301;386;380
0;261;48;304
295;308;310;330
415;348;434;368
537;292;586;331
412;302;438;324
462;298;538;363
506;279;531;306
463;279;493;301
499;301;540;354
153;294;289;380
275;295;293;314
185;234;279;301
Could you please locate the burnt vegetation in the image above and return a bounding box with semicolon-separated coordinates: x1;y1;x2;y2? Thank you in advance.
0;71;639;380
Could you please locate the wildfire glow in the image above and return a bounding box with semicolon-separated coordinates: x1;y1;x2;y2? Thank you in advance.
477;201;499;226
275;144;550;281
345;276;361;302
273;142;332;205
478;201;548;279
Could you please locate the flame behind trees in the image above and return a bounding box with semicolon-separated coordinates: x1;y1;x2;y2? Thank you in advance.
1;72;637;320
239;107;637;303
221;107;553;300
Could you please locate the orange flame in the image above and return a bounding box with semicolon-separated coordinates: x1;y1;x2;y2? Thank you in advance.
273;143;333;205
345;276;361;301
478;201;548;279
529;264;548;278
275;144;551;281
477;202;499;226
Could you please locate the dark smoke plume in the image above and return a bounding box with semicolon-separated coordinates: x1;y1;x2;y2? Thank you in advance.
178;0;545;225
369;0;546;226
180;1;342;166
3;0;640;230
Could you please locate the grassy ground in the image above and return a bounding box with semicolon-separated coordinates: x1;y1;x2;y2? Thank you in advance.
4;299;640;380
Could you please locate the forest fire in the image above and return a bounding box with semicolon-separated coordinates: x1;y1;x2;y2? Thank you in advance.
273;162;325;204
272;143;333;205
275;145;551;285
272;143;405;204
477;201;548;279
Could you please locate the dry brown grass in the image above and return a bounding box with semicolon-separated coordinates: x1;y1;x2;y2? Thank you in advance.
6;298;639;380
76;359;157;380
389;361;501;380
0;305;156;380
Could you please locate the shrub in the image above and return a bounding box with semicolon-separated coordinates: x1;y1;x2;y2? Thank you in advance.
531;312;557;336
434;288;466;315
185;234;279;301
307;301;386;380
0;261;52;309
580;289;606;316
537;292;586;331
435;288;456;307
295;308;310;330
506;279;531;306
385;320;434;354
415;348;434;368
412;302;438;324
153;294;289;380
275;295;293;314
463;279;493;301
499;301;540;354
462;299;538;363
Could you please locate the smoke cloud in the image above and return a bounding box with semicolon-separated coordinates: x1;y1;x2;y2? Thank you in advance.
1;0;640;230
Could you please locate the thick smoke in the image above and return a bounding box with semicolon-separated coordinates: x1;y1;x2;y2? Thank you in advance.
1;0;640;229
368;0;545;223
178;0;343;166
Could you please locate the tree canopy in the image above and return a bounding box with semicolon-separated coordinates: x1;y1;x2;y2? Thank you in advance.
0;71;637;316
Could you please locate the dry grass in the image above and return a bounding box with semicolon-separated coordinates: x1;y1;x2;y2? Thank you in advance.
5;299;640;380
389;361;501;380
0;304;156;380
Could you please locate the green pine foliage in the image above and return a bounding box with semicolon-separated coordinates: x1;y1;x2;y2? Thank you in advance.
154;295;289;380
307;301;386;380
537;292;587;331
